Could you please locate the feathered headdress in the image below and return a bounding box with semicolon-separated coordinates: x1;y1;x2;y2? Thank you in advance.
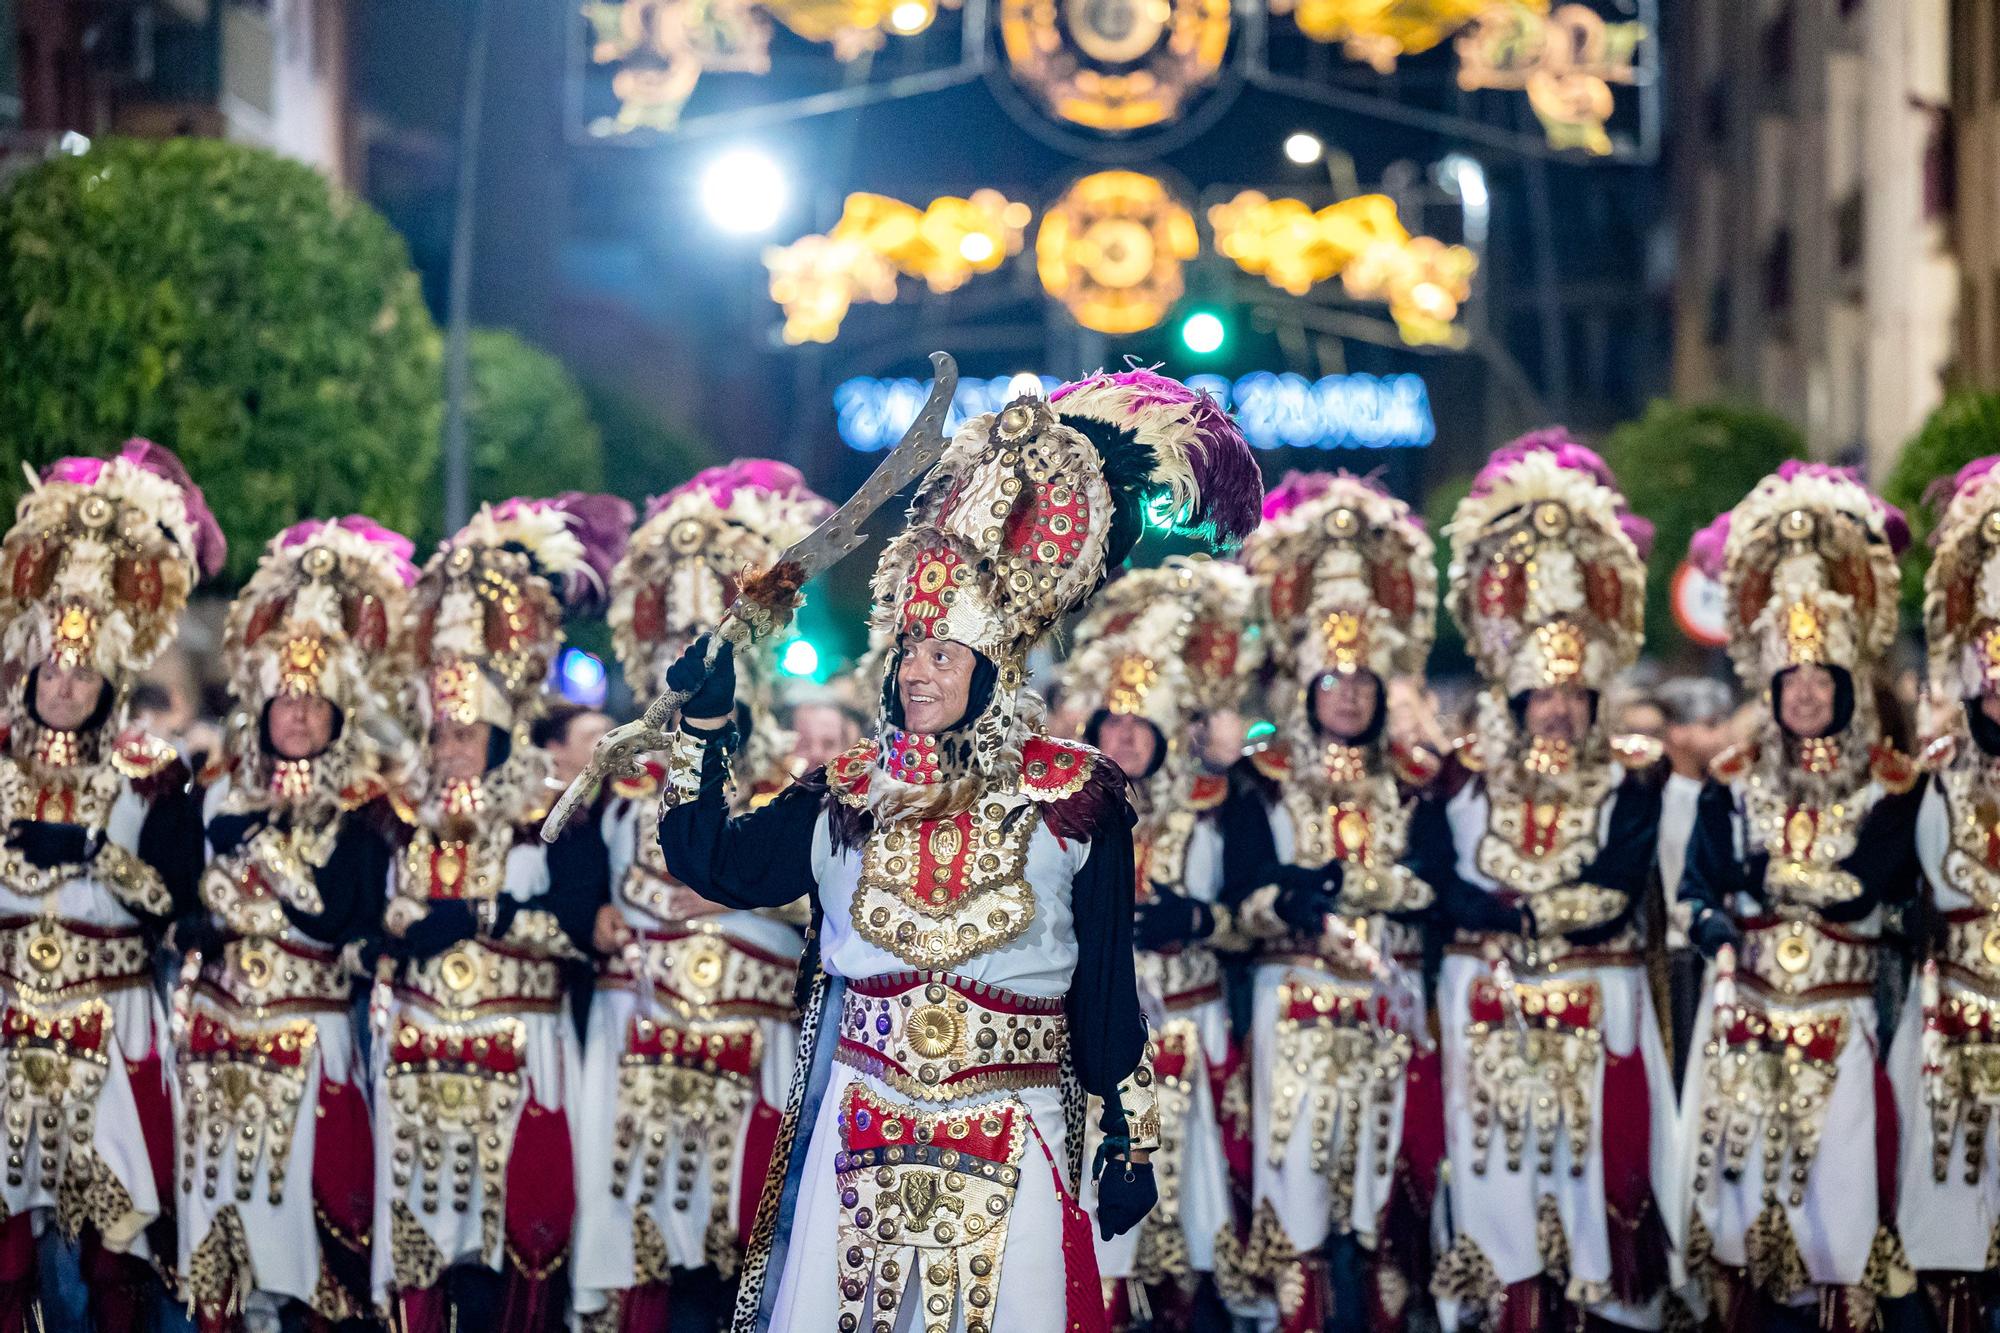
410;493;633;737
219;516;417;804
1925;455;2000;703
1447;430;1646;697
0;439;224;712
861;371;1260;820
1700;460;1904;691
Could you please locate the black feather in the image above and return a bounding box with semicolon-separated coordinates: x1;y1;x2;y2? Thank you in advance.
1065;415;1161;572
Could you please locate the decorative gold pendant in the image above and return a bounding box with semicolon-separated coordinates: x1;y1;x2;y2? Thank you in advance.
26;927;62;974
438;947;479;993
1775;930;1812;975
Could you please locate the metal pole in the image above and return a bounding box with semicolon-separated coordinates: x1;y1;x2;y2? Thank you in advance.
443;0;493;536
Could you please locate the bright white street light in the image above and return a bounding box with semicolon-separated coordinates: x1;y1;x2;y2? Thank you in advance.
958;231;996;263
700;148;789;235
1180;312;1226;355
1283;132;1324;166
889;0;932;33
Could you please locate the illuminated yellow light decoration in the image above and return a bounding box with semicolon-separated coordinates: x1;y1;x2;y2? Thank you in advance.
1208;191;1476;346
1455;2;1643;155
765;190;1031;344
1036;172;1199;335
1264;0;1513;74
583;0;957;133
1000;0;1231;131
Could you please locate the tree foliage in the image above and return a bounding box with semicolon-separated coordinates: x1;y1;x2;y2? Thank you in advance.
0;138;442;582
1884;391;2000;618
1600;400;1803;652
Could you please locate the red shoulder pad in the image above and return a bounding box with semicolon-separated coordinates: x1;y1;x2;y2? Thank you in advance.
112;729;180;781
1187;772;1229;811
1870;744;1919;795
339;773;388;811
1391;741;1442;790
1020;736;1098;802
1709;740;1757;785
611;758;665;801
826;740;878;806
1249;742;1289;783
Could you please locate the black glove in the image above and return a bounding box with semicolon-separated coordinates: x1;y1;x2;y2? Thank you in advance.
1133;889;1215;951
1094;1157;1159;1241
6;820;93;869
1272;863;1342;935
206;811;268;857
667;635;737;725
399;900;481;961
1690;908;1741;959
173;911;227;959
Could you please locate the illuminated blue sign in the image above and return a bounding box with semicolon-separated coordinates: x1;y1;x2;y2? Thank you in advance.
833;372;1433;452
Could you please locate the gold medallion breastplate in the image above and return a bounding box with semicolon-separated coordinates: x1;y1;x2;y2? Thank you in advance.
1741;773;1873;910
851;797;1038;971
1938;761;2000;914
201;821;332;937
0;753;121;899
1281;772;1430;916
1473;762;1615;899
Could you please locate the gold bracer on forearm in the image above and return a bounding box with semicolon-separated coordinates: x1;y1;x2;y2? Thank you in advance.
498;908;586;961
1522;883;1626;936
657;728;711;812
97;843;172;918
1202;900;1248;953
1118;1053;1163;1154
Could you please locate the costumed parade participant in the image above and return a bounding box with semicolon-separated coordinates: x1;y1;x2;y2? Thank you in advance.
370;495;624;1331
1672;461;1919;1331
1429;433;1673;1331
574;461;831;1328
650;368;1263;1332
1222;471;1447;1332
0;441;219;1328
1896;454;2000;1330
1061;555;1262;1331
174;516;416;1328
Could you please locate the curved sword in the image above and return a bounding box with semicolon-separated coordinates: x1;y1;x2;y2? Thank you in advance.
541;351;960;841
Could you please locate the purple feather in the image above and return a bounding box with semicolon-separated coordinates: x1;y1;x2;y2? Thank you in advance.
547;492;635;607
1689;512;1732;578
1471;428;1617;498
643;459;827;524
1619;511;1656;561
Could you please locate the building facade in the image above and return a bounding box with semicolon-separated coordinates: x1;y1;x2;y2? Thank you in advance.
1671;0;1955;478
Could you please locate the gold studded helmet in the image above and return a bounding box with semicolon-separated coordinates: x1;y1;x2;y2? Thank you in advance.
1245;471;1435;692
1447;431;1649;698
0;440;225;713
1061;556;1263;746
409;494;632;742
1922;456;2000;704
608;460;832;698
1690;461;1906;693
220;517;418;803
862;369;1259;817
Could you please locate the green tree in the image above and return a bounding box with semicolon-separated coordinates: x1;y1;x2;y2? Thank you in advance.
1601;401;1804;652
0;138;441;582
1423;470;1476;669
1884;390;2000;618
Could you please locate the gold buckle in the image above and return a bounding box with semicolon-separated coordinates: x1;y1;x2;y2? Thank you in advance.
438;947;479;993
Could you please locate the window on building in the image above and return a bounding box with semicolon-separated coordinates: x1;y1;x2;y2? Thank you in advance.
1763;229;1793;324
1834;192;1863;271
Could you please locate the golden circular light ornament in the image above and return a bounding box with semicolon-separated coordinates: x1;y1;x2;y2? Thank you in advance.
1036;172;1198;335
1000;0;1230;131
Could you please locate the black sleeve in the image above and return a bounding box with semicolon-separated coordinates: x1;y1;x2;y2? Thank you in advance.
1828;780;1924;923
528;812;614;954
1563;773;1663;945
1067;800;1148;1107
658;738;824;910
136;784;205;926
1405;792;1524;934
281;815;391;948
1679;780;1758;918
1217;768;1280;909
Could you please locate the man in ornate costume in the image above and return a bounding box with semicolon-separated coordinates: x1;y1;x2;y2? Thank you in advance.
1221;471;1447;1333
174;516;416;1327
1896;453;2000;1331
1060;554;1261;1331
0;441;220;1327
1429;433;1673;1331
654;369;1262;1332
1673;461;1919;1331
574;461;831;1329
371;495;625;1332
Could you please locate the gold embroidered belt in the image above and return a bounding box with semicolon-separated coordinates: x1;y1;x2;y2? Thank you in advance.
1266;916;1423;979
395;937;563;1017
1447;927;1641;973
1732;914;1877;1002
1139;946;1223;1012
0;916;150;1003
833;1084;1027;1333
196;935;348;1014
599;924;797;1022
835;972;1067;1102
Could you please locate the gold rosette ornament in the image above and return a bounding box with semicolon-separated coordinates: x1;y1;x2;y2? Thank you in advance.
1036;171;1199;334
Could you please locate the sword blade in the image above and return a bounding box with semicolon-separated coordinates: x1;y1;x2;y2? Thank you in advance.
539;351;959;843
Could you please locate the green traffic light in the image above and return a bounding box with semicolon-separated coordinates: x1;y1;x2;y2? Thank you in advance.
1180;311;1226;355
